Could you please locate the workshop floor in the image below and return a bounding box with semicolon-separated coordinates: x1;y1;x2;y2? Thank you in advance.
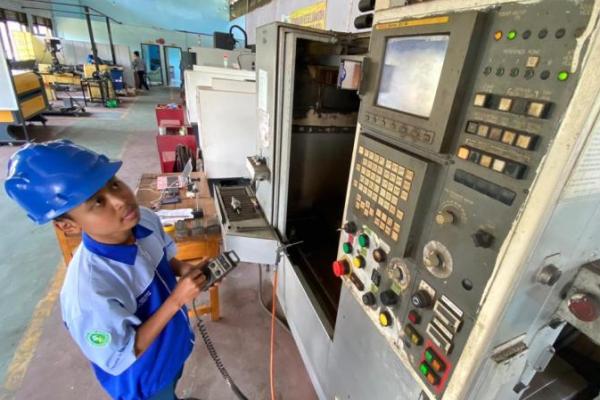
0;89;317;400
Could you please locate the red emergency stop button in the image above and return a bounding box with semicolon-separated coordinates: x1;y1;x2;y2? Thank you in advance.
332;259;350;277
568;292;600;322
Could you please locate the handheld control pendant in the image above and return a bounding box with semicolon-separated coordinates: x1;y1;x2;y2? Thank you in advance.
201;251;241;289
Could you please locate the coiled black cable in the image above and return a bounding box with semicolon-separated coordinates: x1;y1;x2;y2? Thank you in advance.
192;298;249;400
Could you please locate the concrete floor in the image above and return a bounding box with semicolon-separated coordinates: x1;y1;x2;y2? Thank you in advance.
0;89;317;400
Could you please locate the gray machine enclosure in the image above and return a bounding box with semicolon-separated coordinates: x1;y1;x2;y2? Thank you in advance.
249;1;600;399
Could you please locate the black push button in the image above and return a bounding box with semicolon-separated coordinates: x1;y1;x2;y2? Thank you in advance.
380;289;399;306
371;269;381;287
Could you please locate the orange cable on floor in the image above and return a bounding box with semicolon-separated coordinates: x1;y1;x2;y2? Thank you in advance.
270;268;278;400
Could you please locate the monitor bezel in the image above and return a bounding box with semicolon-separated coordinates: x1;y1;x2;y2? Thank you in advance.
360;11;483;154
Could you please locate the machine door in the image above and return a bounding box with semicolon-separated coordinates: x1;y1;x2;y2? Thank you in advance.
275;26;366;333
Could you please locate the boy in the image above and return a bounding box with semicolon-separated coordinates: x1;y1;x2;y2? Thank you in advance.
5;140;204;400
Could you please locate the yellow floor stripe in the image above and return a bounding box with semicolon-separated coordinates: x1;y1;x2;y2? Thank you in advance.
2;261;67;393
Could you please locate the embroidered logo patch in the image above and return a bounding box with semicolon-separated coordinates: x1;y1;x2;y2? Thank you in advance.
86;330;111;347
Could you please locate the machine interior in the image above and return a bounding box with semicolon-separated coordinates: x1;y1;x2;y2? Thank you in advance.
285;39;361;330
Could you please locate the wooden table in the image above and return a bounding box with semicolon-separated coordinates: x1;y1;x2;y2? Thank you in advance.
54;171;223;320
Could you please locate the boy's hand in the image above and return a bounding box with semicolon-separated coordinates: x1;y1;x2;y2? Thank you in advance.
169;269;207;308
180;257;209;276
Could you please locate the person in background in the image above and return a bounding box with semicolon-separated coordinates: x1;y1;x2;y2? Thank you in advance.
133;51;150;91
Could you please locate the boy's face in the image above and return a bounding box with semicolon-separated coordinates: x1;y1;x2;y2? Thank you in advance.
54;177;140;243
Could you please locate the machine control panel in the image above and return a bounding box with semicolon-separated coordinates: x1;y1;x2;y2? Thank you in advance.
336;0;595;396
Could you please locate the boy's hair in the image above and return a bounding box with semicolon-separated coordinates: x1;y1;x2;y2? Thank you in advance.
133;51;140;56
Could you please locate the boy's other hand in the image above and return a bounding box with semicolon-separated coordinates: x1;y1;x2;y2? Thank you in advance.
170;269;207;308
179;257;210;276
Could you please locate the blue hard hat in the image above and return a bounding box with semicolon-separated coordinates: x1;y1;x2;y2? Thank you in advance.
4;140;122;224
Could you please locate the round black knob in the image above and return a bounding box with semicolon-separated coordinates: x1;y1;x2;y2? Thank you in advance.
472;229;494;248
380;289;398;306
362;292;376;306
411;290;432;308
343;221;357;234
373;248;387;263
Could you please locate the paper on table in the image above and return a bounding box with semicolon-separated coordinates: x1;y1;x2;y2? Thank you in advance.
156;208;193;225
156;208;194;218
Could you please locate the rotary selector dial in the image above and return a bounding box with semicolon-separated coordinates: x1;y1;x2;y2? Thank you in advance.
387;258;411;292
422;241;453;279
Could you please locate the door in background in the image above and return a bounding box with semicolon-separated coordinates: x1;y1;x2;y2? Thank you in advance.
164;46;182;87
141;43;163;86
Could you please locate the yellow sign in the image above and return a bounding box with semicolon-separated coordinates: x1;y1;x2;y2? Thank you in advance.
375;16;449;30
289;1;327;30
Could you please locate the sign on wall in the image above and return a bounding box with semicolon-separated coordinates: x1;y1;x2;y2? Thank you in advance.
289;1;327;29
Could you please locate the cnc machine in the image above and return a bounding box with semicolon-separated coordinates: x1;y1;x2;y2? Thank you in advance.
217;1;600;398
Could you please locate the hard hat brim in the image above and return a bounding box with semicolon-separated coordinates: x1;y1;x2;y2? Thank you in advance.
38;160;123;224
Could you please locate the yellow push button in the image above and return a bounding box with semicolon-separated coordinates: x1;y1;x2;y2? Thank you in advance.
352;256;365;269
379;311;392;327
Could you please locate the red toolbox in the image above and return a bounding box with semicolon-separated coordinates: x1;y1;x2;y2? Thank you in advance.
155;104;186;126
156;134;197;173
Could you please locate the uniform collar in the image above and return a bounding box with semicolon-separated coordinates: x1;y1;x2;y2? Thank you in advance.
82;224;154;265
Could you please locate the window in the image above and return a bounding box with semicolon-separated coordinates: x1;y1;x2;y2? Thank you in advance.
32;16;53;37
0;9;29;61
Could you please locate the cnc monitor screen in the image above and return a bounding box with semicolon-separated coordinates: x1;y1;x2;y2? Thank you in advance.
376;34;449;118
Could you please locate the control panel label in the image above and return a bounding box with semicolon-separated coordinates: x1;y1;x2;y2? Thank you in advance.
375;16;449;31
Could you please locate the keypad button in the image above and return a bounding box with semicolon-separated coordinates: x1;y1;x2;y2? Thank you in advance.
479;154;493;168
489;127;503;141
510;99;529;115
527;102;549;118
498;98;513;112
516;134;536;150
476;124;490;137
492;159;506;173
473;93;489;107
501;130;517;145
504;162;526;179
468;150;482;164
457;147;470;160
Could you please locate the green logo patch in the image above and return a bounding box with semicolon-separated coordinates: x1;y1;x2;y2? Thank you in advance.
86;330;111;347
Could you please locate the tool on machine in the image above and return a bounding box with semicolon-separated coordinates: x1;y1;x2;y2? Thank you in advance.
230;196;242;214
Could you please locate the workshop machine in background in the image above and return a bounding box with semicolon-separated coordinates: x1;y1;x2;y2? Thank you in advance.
0;43;48;144
217;0;600;398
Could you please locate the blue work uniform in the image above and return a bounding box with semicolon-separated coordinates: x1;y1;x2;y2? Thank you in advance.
60;207;194;400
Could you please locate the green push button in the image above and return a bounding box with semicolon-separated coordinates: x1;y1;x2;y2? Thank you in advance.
425;349;434;363
507;30;517;40
419;362;429;376
358;234;369;248
558;71;569;81
342;242;353;254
